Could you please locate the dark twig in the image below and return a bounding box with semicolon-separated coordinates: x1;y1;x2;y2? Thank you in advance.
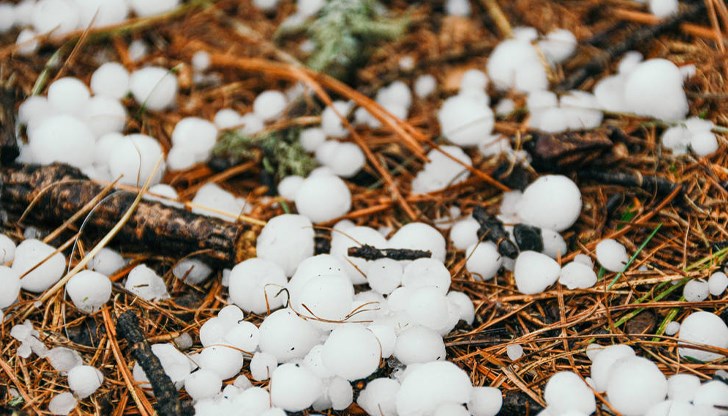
513;224;543;252
0;81;20;165
116;311;194;416
579;169;680;195
472;207;519;258
347;244;431;261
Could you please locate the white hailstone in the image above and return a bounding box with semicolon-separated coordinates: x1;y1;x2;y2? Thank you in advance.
665;321;680;336
13;239;66;293
46;347;83;374
18;96;52;126
0;267;21;309
129;66;178;111
66;270;112;313
377;81;413;110
173;333;193;350
514;251;560;295
126;39;147;62
512;26;539;41
288;254;349;298
278;176;303;200
184;369;222;401
414;74;437;99
450;217;480;251
109;134;165;186
366;258;403;295
650;0;678;18
270;363;323;411
394;326;446;365
29;115;95;168
256;214;314;276
68;365;104;399
250;352;278;381
260;408;286;416
708;271;728;296
48;392;77;415
468;386;502;416
661;124;691;155
367;324;396;359
590;344;635;392
321;101;353;138
170;117;218;166
595;239;629;272
213;108;241;129
124;264;169;301
292;275;354;330
585;344;605;362
191;183;247;221
297;0;325;16
16;28;40;55
401;258;451;295
606;356;668;416
228;258;287;313
230;387;271;413
466;242;502;281
487;39;548;92
459;69;489;93
258;309;321;362
690;131;719;157
198;345;244;380
544;371;596;415
299;127;327;152
678;311;728;362
238;113;265;135
437;94;494;146
538;29;577;64
47;77;89;116
75;0;129;28
233;375;253;390
516;175;582;232
191;51;211;72
574;254;593;267
315;140;339;165
645;400;694;416
447;291;475;325
253;90;287;122
495;98;516;117
0;4;14;33
128;0;179;17
302;344;333;379
358;378;400;416
15;0;36;26
683;279;709;302
390;222;447;263
32;0;80;38
594;75;627;113
200;317;228;346
624;59;688;121
560;91;603;131
445;0;470;16
295;173;352;223
507;344;524;360
87;248;125;276
218;304;245;324
406;287;450;330
252;0;279;12
328;377;354;410
172;259;212;285
693;380;728;410
412;145;472;194
322;324;381;381
433;403;469;416
559;261;597;290
528;90;559;129
83;95;127;137
396;361;473;415
667;373;700;402
323;142;366;178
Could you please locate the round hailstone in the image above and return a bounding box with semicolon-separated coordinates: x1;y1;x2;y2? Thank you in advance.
446;0;471;16
544;371;596;415
678;311;728;362
46;347;83;374
66;270;112;313
0;267;21;309
487;39;547;92
68;365;104;399
559;261;597;289
693;380;728;410
506;344;524;360
302;344;334;379
48;77;90;115
690;131;719;157
287;254;349;298
590;344;635;392
322;324;381;381
514;251;560;295
108;134;165;186
595;239;629;272
258;309;321;362
0;4;14;33
253;90;287;122
32;0;80;39
184;369;222;401
29;115;95;168
396;361;473;415
213;108;241;129
321;101;353;138
358;378;400;416
624;59;688;121
91;62;130;99
125;264;169;301
389;222;447;263
292;275;354;329
433;403;469;416
199;317;228;346
468;386;502;416
415;74;437;98
270;363;323;412
645;400;694;416
191;51;211;72
256;214;314;276
87;248;125;276
667;373;700;402
16;28;40;56
138;343;191;389
277;175;304;200
172;259;212;285
48;392;77;415
516;175;582;232
324;142;366;178
250;352;278;381
13;239;66;293
198;345;244;380
328;377;354;410
228;258;287;314
538;29;577;64
606;356;668;416
367;324;396;359
406;287;450;330
447;291;475;325
683;279;709;302
171;117;218;162
299;127;327;152
411;146;472;194
437;94;494;146
394;325;446;365
129;66;178;111
75;0;129;28
708;271;728;296
83;95;127;137
128;0;180;17
466;241;502;281
366;258;403;295
650;0;678;18
223;321;259;352
191;183;247;221
18;95;52;126
450;218;480;251
664;321;680;336
295;173;352;223
401;258;451;294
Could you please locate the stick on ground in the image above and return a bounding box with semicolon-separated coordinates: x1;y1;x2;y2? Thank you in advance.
347;244;431;261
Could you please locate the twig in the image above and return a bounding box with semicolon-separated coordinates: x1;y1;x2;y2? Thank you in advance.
347;244;431;261
472;206;519;258
579;169;680;195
